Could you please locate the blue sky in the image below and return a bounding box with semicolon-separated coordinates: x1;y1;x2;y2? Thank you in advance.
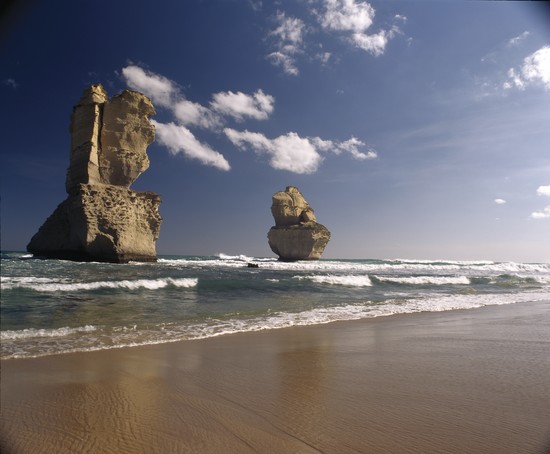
1;0;549;262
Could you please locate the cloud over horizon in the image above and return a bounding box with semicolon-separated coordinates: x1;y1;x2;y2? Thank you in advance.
530;184;550;220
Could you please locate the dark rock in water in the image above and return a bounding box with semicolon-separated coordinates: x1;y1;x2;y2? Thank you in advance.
267;186;330;261
27;85;162;263
247;262;259;268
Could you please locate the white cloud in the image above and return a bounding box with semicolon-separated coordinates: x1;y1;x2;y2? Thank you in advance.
351;30;388;56
507;31;530;47
225;128;321;174
122;65;279;170
317;0;375;33
122;65;176;108
152;121;230;171
494;198;507;205
173;99;220;129
504;46;550;91
314;0;402;56
211;89;274;121
225;128;376;173
267;12;306;75
313;136;377;159
530;206;550;219
537;185;550;197
122;65;374;174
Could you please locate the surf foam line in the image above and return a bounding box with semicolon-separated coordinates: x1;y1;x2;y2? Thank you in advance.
294;275;373;287
373;275;471;285
1;325;97;341
4;291;548;360
2;277;198;292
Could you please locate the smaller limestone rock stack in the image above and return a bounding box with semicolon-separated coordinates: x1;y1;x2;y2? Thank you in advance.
27;85;162;263
267;186;330;261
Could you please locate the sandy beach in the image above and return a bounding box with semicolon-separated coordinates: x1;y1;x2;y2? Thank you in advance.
1;301;549;453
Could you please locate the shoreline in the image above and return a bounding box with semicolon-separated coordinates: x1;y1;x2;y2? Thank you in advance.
2;301;550;453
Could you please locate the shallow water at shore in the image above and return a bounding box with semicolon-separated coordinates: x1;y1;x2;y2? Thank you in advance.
2;252;549;359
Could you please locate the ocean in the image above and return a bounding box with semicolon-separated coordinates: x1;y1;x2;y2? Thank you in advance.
1;251;549;359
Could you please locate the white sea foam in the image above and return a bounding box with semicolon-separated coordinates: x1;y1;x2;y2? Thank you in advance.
217;253;254;262
157;256;550;275
374;275;471;285
3;277;198;292
3;291;548;360
1;325;97;341
296;274;373;287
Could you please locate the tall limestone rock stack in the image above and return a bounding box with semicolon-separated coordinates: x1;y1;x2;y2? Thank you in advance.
27;85;162;263
267;186;331;261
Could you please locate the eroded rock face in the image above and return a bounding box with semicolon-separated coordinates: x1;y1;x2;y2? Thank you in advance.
66;85;155;193
267;186;330;261
28;85;161;263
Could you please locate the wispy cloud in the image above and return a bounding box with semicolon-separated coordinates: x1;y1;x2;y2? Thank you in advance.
122;65;275;170
122;65;376;174
267;12;307;75
503;46;550;91
494;198;507;205
224;128;376;174
314;0;405;57
507;31;530;47
153;121;230;171
211;89;274;121
3;78;18;89
265;1;405;75
122;66;176;107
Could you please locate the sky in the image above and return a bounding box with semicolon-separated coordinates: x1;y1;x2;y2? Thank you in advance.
1;0;549;262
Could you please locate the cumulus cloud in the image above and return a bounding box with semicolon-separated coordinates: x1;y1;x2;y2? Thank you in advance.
267;12;307;75
494;198;507;205
211;89;274;121
314;0;403;56
122;65;277;170
503;46;550;91
536;185;550;197
122;65;176;108
529;186;550;220
530;206;550;220
173;99;220;129
152;121;230;171
122;65;375;174
224;128;376;174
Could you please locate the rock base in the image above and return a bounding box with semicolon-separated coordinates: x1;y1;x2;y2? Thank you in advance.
28;184;161;263
267;222;331;261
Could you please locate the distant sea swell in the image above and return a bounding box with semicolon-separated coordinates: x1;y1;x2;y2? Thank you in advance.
1;252;549;359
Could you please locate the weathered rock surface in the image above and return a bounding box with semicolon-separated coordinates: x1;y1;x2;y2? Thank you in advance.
267;186;330;261
28;85;161;263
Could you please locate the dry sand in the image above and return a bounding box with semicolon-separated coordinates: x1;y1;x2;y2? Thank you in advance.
1;301;550;453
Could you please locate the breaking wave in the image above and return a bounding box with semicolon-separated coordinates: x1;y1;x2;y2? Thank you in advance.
373;275;471;285
2;277;198;292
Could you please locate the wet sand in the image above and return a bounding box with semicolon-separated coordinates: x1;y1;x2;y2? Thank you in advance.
2;301;550;453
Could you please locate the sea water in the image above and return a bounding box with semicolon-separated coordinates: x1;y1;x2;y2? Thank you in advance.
1;252;549;359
